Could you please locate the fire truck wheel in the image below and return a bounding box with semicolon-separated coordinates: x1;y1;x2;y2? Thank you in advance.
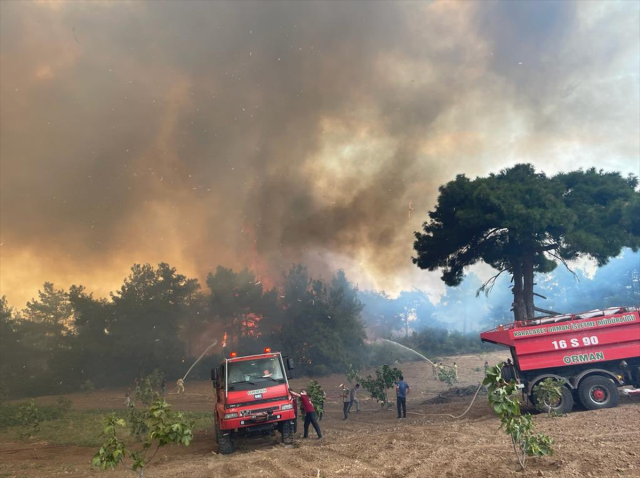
578;376;619;410
281;420;294;445
547;385;574;414
215;419;235;454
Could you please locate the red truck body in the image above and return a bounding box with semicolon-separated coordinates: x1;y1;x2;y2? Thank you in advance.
211;350;297;453
481;306;640;412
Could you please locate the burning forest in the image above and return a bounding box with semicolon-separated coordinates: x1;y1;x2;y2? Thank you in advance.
1;1;639;478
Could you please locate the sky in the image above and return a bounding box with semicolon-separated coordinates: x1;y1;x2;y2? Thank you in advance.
1;0;639;308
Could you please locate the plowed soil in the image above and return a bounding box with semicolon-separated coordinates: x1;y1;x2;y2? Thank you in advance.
1;351;639;478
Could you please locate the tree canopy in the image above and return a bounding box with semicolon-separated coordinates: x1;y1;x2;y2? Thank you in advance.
413;164;640;321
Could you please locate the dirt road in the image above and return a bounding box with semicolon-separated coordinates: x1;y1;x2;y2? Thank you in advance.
1;352;639;478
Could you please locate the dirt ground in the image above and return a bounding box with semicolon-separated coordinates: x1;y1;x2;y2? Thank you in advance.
1;351;639;478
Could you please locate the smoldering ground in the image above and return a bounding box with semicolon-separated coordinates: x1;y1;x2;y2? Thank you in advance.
1;1;638;305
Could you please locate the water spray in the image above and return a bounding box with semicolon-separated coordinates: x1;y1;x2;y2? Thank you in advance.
381;339;436;366
381;339;484;420
182;339;218;381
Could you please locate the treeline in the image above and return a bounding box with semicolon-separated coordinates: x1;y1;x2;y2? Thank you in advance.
5;250;635;399
482;249;640;328
401;328;499;358
359;249;640;334
0;263;366;398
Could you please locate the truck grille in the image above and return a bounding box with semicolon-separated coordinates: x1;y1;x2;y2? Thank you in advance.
239;406;279;417
228;396;289;409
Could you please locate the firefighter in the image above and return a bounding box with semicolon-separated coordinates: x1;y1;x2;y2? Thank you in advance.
339;383;350;419
432;362;438;378
453;362;458;380
176;378;185;394
348;383;360;413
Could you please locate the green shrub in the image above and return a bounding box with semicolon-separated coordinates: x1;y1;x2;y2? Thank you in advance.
0;381;8;406
0;403;66;430
305;380;325;416
56;396;73;413
135;379;158;406
438;367;458;386
80;380;96;393
147;369;164;389
359;365;403;408
18;400;42;436
0;406;22;427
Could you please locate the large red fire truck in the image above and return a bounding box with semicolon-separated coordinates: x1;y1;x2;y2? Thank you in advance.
480;306;640;413
210;348;297;454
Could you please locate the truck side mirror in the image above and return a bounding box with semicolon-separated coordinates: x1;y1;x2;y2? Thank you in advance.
211;368;219;382
286;358;295;370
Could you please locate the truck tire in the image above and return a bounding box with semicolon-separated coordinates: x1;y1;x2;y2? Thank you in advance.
281;420;294;445
533;385;574;414
578;376;619;410
215;419;235;454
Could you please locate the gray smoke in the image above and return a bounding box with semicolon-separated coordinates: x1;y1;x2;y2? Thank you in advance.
1;1;638;305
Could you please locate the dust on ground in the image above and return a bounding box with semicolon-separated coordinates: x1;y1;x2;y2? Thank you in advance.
1;351;639;478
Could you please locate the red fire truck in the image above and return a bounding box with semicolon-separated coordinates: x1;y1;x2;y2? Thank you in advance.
480;306;640;413
210;348;297;454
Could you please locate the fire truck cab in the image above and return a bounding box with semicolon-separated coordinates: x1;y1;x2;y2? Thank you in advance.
481;306;640;413
211;349;297;454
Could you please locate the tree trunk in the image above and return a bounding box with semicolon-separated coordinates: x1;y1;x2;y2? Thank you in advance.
512;262;527;322
522;253;535;321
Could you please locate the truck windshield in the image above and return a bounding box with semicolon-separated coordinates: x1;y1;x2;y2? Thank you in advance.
227;357;285;391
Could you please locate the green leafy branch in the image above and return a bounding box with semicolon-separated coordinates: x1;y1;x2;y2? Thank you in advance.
533;378;564;417
483;363;554;470
92;399;193;478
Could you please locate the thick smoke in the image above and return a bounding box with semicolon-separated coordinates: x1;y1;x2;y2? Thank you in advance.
1;1;638;305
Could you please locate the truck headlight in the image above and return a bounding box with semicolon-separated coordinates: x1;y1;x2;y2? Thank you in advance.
281;404;293;410
224;412;238;419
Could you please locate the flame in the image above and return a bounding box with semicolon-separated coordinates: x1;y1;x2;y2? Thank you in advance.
240;313;262;338
222;332;227;348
